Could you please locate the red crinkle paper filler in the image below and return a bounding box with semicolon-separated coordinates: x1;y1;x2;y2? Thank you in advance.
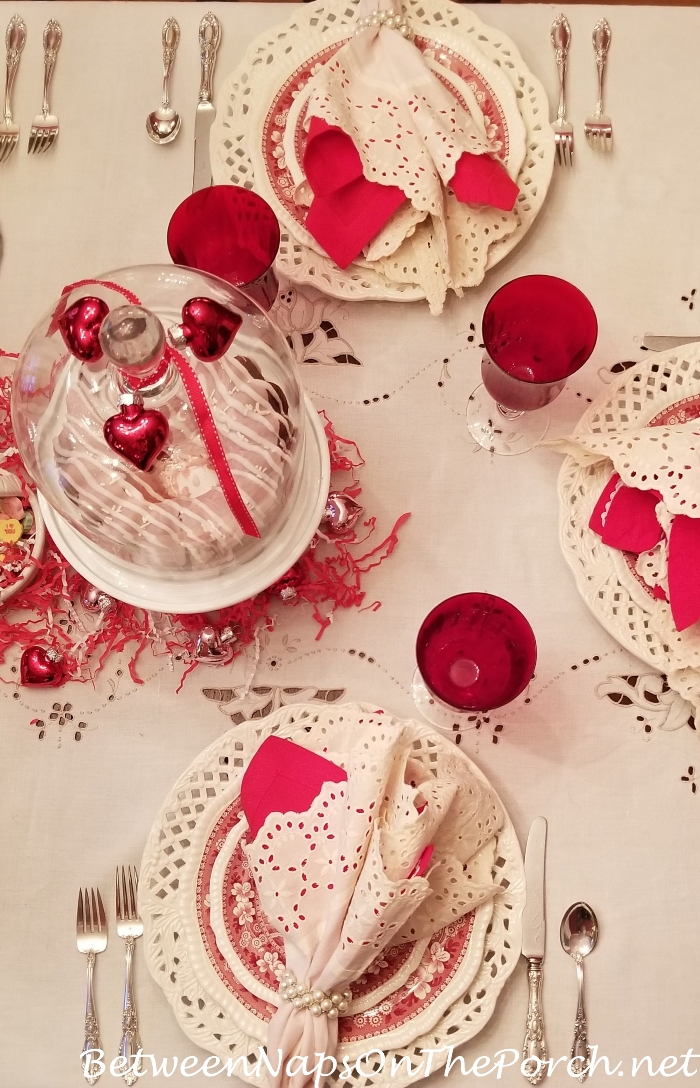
0;374;409;687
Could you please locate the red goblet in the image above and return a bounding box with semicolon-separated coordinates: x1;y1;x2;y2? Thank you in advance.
413;593;537;736
467;275;598;455
167;185;281;311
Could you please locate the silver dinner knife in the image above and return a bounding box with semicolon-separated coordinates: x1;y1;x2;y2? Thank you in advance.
192;11;221;192
643;334;700;352
522;816;548;1084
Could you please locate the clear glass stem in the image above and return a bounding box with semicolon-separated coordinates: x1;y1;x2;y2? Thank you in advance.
496;403;524;421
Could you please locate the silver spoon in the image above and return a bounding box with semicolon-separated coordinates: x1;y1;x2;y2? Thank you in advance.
560;902;598;1082
146;18;180;145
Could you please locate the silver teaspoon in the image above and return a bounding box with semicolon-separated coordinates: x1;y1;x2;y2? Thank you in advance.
146;18;181;144
560;903;598;1082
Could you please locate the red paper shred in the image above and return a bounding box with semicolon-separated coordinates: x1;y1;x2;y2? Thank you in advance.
0;367;409;687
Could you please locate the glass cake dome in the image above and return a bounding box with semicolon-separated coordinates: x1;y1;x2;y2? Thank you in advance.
12;265;329;612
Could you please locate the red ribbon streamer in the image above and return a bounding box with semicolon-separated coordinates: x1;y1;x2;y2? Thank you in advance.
54;279;260;538
165;342;260;538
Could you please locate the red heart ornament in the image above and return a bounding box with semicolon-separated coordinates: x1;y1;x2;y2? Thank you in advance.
179;297;242;361
58;296;110;363
20;646;66;687
104;402;169;471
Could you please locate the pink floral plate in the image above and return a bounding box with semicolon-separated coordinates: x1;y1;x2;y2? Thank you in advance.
188;791;492;1057
208;817;431;1014
251;26;526;255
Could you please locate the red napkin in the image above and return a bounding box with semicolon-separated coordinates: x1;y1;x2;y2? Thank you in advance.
589;473;664;553
302;117;518;269
240;735;347;839
303;119;406;270
588;472;700;631
668;515;700;631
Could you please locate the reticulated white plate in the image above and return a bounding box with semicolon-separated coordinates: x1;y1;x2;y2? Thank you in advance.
39;397;329;614
210;0;554;304
140;702;525;1088
558;346;700;711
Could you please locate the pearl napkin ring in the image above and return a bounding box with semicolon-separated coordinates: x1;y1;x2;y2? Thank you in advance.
278;971;351;1018
354;9;414;39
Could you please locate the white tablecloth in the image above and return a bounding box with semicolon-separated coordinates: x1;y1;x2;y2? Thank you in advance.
2;3;700;1085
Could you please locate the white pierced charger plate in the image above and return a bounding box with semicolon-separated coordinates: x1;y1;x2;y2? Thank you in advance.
558;346;700;713
140;702;525;1087
210;0;554;303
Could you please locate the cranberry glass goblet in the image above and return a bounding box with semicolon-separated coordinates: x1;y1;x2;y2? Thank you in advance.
412;593;537;737
467;275;598;455
167;185;281;311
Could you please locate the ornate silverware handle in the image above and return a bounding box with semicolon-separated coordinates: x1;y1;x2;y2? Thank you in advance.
571;954;591;1082
161;18;179;110
198;12;220;104
119;936;142;1086
82;950;102;1086
592;18;611;118
4;15;26;123
41;20;61;117
550;14;571;123
523;958;547;1084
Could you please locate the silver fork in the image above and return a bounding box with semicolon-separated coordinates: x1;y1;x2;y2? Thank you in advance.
76;887;107;1086
116;866;144;1086
584;19;612;152
28;19;62;155
0;15;26;164
551;14;573;167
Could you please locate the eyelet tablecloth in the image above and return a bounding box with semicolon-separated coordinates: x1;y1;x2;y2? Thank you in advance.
2;4;700;1085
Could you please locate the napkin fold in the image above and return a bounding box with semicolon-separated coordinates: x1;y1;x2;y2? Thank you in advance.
239;720;504;1088
555;424;700;632
299;0;518;270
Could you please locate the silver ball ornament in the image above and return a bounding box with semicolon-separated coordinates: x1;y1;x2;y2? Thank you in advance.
320;492;364;536
81;583;118;616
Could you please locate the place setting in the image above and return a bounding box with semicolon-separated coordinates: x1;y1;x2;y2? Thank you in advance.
4;1;700;1086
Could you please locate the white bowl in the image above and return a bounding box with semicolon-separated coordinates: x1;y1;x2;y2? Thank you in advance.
0;470;46;607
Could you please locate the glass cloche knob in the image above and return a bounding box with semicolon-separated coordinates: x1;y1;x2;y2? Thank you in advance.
98;304;165;381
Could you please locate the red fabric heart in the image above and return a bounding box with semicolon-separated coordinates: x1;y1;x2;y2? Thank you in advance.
58;296;110;363
668;515;700;631
449;151;519;212
589;473;622;536
589;473;664;553
20;647;65;687
304;120;406;270
302;117;519;269
241;735;347;840
103;402;169;472
408;844;434;878
180;297;243;362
